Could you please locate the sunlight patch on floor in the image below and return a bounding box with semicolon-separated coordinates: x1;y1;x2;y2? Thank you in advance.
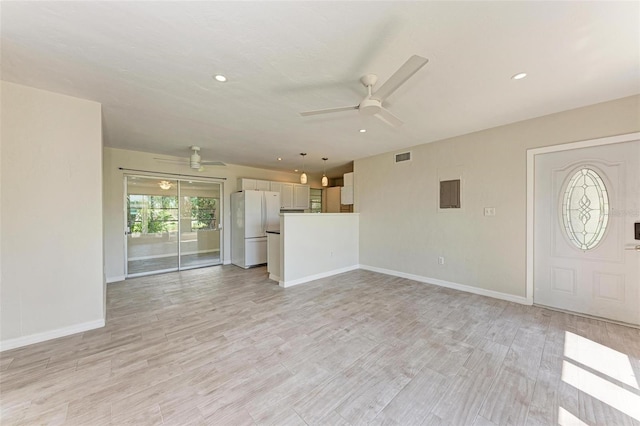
564;331;638;389
558;406;589;426
561;360;640;421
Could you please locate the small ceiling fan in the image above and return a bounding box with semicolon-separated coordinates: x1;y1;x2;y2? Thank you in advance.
154;146;226;171
299;55;428;127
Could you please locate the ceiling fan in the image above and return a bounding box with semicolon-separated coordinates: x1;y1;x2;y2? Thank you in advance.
299;55;429;127
154;146;226;171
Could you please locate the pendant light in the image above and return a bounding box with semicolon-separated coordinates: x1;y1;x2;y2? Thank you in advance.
299;153;308;184
321;157;329;187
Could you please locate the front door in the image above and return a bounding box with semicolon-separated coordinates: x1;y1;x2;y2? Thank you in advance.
534;139;640;325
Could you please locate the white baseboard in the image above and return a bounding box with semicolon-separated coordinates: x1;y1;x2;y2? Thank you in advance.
0;319;106;352
280;264;360;288
106;275;126;284
359;265;531;305
269;273;280;282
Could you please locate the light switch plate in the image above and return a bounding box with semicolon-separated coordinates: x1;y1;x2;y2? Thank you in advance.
484;207;496;216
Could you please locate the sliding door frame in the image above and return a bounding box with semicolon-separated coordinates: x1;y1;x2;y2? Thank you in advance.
124;173;224;278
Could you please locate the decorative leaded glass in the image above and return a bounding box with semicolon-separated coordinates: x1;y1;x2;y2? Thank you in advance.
562;168;610;250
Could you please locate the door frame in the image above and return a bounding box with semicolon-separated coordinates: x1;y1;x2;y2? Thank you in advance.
526;132;640;305
123;173;225;277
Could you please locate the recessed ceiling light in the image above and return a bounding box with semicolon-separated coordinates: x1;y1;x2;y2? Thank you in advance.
277;157;282;161
294;169;298;172
214;74;227;82
511;72;527;80
359;129;367;133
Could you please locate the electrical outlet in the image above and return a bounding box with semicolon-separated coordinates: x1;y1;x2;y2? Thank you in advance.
484;207;496;216
438;256;445;265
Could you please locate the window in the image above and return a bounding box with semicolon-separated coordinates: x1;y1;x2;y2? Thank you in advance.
310;188;322;213
562;167;610;250
128;195;178;234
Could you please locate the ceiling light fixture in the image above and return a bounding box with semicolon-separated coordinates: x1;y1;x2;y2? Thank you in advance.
511;72;527;80
214;74;227;82
158;180;173;190
359;129;367;133
321;157;329;187
299;153;307;184
277;157;282;161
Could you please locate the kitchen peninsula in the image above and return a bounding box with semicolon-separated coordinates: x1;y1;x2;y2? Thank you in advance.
267;213;359;288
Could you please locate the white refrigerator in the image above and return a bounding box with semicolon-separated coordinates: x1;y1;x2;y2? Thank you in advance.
231;190;281;268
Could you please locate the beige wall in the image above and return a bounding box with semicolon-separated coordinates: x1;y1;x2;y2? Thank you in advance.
0;81;104;349
103;147;319;281
355;95;640;299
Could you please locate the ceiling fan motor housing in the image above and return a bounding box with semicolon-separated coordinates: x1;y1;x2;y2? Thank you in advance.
359;98;382;115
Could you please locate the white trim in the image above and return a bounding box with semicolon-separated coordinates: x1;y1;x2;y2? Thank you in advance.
526;132;640;306
0;319;106;352
279;265;360;288
359;265;530;305
106;275;126;284
269;273;280;282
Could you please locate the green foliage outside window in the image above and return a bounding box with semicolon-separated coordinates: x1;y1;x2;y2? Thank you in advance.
183;197;217;230
128;195;178;234
128;195;218;234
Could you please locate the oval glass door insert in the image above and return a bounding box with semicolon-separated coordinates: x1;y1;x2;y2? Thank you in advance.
562;167;610;250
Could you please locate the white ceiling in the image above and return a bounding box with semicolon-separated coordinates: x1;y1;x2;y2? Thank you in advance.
2;2;639;176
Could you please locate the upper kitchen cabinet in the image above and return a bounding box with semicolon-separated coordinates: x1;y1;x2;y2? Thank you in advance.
239;178;308;210
293;184;310;210
270;182;294;209
281;183;294;209
341;172;354;205
238;178;270;191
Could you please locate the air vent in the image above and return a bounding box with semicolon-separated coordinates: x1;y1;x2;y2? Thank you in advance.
395;151;412;163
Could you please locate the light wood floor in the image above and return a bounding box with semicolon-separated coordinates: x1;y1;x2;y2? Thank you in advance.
1;267;639;425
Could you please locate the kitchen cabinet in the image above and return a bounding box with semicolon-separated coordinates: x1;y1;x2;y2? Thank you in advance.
270;182;294;209
293;184;310;210
266;231;281;282
239;178;308;210
281;183;294;209
238;178;270;191
340;186;353;205
343;172;354;187
341;172;354;205
269;181;282;195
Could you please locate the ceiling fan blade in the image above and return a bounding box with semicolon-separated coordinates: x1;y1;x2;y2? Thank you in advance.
200;161;226;166
300;105;358;116
154;157;187;164
372;55;428;102
375;107;404;128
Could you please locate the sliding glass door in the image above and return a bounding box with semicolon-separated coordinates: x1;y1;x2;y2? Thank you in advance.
126;176;222;277
180;181;221;268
